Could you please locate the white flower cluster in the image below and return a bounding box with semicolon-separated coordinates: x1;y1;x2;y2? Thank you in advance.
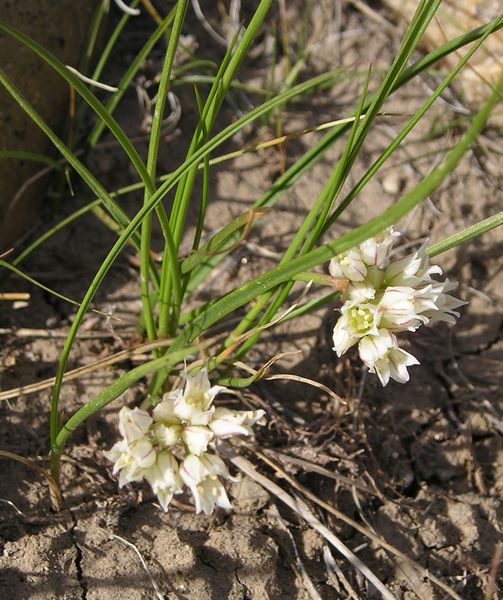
330;228;466;386
105;369;265;514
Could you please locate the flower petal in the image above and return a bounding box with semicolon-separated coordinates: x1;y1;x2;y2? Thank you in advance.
118;406;153;443
182;425;214;456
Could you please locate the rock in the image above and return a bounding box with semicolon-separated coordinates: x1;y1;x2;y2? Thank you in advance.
382;171;404;195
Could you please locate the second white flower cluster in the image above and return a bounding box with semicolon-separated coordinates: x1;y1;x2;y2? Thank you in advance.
105;369;265;514
330;228;466;386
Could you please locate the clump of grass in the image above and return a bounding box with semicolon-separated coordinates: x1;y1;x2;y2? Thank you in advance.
1;0;502;527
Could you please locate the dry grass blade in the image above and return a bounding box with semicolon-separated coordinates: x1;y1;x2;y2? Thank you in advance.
0;327;131;338
0;258;120;321
250;446;463;600
109;533;164;600
268;504;323;600
265;373;346;406
65;65;119;92
139;0;163;24
113;0;141;16
6;164;54;221
190;0;228;46
0;498;25;516
348;0;396;33
0;337;176;402
232;349;302;379
207;114;405;167
0;292;30;301
265;449;374;496
323;545;361;600
219;282;313;360
0;450;62;510
485;541;503;600
231;352;345;406
195;208;268;260
223;445;396;600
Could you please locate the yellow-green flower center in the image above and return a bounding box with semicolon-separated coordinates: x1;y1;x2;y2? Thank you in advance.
349;307;374;333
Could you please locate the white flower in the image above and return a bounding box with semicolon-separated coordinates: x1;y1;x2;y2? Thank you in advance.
359;227;400;268
181;425;214;455
330;232;466;386
104;439;146;487
417;279;467;325
144;451;183;511
180;453;232;515
345;280;377;302
183;368;227;412
384;242;441;288
329;227;400;284
358;328;395;363
358;331;419;385
209;407;266;438
345;266;385;302
106;368;266;514
151;421;181;448
153;369;264;456
329;248;367;281
118;406;153;444
104;407;156;487
332;301;381;356
379;280;466;331
378;286;430;332
153;389;214;454
373;345;419;386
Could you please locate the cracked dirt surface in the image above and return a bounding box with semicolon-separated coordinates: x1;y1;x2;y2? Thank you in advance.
1;2;503;599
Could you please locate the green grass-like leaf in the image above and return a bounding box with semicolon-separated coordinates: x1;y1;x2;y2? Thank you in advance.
0;70;137;244
47;69;338;446
166;69;503;358
0;150;60;167
140;0;187;343
0;21;154;192
427;211;503;257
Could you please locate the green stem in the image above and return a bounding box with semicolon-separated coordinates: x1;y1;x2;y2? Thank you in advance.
228;0;441;356
158;0;273;339
140;0;187;344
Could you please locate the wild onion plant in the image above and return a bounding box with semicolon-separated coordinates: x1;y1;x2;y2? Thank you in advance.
1;0;502;513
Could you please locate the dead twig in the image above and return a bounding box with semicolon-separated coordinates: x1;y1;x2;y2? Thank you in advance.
264;449;374;497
